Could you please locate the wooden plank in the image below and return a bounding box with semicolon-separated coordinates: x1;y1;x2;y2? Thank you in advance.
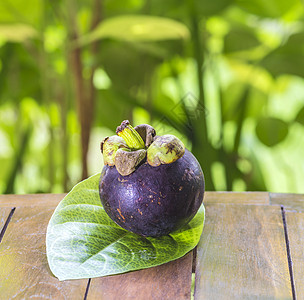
270;193;304;212
0;206;88;299
87;252;193;300
195;204;292;299
204;192;269;205
286;211;304;298
0;191;272;208
0;193;66;207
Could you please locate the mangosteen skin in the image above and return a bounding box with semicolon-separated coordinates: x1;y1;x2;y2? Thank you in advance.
99;149;204;237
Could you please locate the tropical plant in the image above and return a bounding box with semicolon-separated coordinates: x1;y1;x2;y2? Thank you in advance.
0;0;303;193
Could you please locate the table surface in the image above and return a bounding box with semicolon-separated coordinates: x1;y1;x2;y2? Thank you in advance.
0;192;303;300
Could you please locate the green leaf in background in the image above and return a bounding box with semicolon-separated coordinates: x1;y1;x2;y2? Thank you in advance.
0;0;42;27
235;0;299;18
261;32;304;78
295;106;304;126
223;27;260;53
255;117;289;147
78;15;190;46
222;83;267;122
197;0;233;16
105;0;145;14
46;173;205;281
99;40;164;91
0;24;37;42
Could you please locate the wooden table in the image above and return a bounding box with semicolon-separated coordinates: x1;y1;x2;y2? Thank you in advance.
0;192;303;299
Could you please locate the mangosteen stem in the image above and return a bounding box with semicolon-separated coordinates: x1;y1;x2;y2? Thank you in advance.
116;120;145;150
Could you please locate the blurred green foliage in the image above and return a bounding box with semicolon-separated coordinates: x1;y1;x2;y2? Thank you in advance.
0;0;304;194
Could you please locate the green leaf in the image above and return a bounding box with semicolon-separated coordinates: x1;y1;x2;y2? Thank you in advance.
196;0;233;16
223;27;260;53
148;0;188;20
99;40;164;91
78;15;190;46
295;106;304;126
0;0;42;28
235;0;299;18
105;0;145;13
222;83;267;122
255;117;289;147
46;173;205;280
0;24;37;42
261;32;304;78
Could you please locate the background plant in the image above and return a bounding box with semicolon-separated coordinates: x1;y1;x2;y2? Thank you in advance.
0;0;303;194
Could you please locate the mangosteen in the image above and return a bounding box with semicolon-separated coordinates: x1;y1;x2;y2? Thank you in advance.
99;120;205;237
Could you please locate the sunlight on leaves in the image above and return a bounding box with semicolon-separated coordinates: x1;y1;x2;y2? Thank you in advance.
0;0;41;27
0;24;37;42
78;15;190;46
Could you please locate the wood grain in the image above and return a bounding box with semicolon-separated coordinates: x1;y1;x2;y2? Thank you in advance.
0;206;88;299
0;193;66;207
204;192;270;205
194;204;292;299
1;193;302;299
286;212;304;298
0;191;272;208
270;193;304;212
87;252;193;300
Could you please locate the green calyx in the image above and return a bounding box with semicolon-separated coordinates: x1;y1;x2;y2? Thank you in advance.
116;120;145;150
101;120;185;176
101;136;127;166
147;135;185;167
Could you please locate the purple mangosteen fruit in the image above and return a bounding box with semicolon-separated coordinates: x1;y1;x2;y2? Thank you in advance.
99;120;205;237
